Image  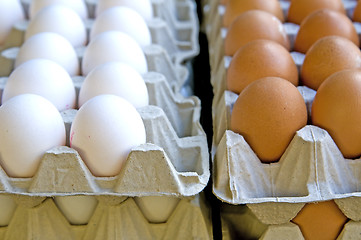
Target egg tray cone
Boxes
[0,194,212,240]
[211,88,361,239]
[3,0,199,67]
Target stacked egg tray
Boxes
[201,0,361,239]
[0,1,213,240]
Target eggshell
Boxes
[294,9,359,54]
[29,0,88,20]
[287,0,345,25]
[15,32,80,76]
[311,69,361,159]
[0,0,25,45]
[90,6,151,48]
[2,59,76,111]
[70,94,146,177]
[226,40,298,94]
[95,0,153,20]
[353,1,361,23]
[292,201,348,240]
[82,31,147,76]
[301,36,361,90]
[54,196,98,225]
[222,0,284,27]
[78,62,148,108]
[25,4,87,47]
[230,77,307,163]
[134,196,180,223]
[224,10,290,56]
[0,94,66,178]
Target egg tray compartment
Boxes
[0,194,212,240]
[6,0,200,67]
[219,203,361,240]
[204,0,361,78]
[0,40,192,97]
[210,88,361,239]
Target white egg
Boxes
[70,94,146,177]
[54,195,98,225]
[29,0,88,20]
[0,0,25,45]
[2,59,76,111]
[0,94,66,178]
[82,31,147,76]
[134,196,180,223]
[78,62,148,108]
[96,0,153,21]
[25,4,87,47]
[15,32,80,76]
[90,6,151,48]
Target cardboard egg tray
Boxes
[203,0,361,78]
[203,0,361,239]
[0,70,212,239]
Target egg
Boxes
[25,4,87,47]
[230,77,307,163]
[287,0,345,25]
[95,0,153,20]
[54,195,98,225]
[227,40,298,94]
[292,201,348,240]
[70,94,146,177]
[90,6,151,48]
[0,0,25,45]
[15,32,80,76]
[134,196,180,223]
[2,59,76,111]
[353,1,361,23]
[224,10,290,56]
[78,62,148,108]
[294,9,359,54]
[301,36,361,90]
[82,31,147,76]
[0,94,66,178]
[311,69,361,159]
[29,0,88,20]
[222,0,284,27]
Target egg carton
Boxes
[0,194,211,240]
[210,87,361,239]
[12,0,199,66]
[0,42,192,96]
[205,0,361,77]
[0,71,211,239]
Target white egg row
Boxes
[1,0,199,66]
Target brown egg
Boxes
[287,0,345,25]
[226,39,298,94]
[353,0,361,22]
[294,9,359,54]
[222,0,284,27]
[292,201,348,240]
[230,77,307,163]
[224,10,290,56]
[312,69,361,159]
[301,36,361,90]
